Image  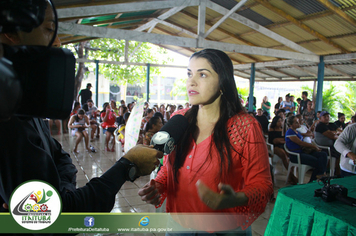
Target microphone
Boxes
[150,114,189,155]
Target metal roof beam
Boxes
[291,65,318,77]
[197,0,207,41]
[324,52,356,61]
[135,6,187,32]
[155,19,198,38]
[265,67,300,79]
[253,0,349,53]
[207,1,314,54]
[234,60,313,69]
[203,0,248,38]
[58,22,319,61]
[57,0,200,19]
[316,0,356,28]
[325,65,353,78]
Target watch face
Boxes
[128,166,137,181]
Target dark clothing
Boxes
[255,115,269,134]
[315,122,337,134]
[289,151,328,182]
[334,120,346,130]
[79,88,92,105]
[274,103,280,114]
[268,131,284,149]
[0,116,127,214]
[315,122,340,158]
[341,169,356,177]
[116,116,125,126]
[300,99,311,114]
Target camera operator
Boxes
[0,0,163,213]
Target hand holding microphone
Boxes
[150,114,189,155]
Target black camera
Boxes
[315,176,356,207]
[0,0,75,120]
[315,182,348,202]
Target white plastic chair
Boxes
[114,128,124,160]
[312,140,336,176]
[284,143,314,184]
[266,141,279,167]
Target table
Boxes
[265,176,356,236]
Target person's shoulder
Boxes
[171,108,189,118]
[285,128,295,135]
[229,112,258,127]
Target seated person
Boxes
[268,116,297,184]
[70,101,81,116]
[310,111,322,132]
[286,116,328,182]
[314,111,341,175]
[117,112,130,145]
[255,108,269,135]
[334,112,346,130]
[101,102,117,152]
[302,100,315,127]
[334,123,356,177]
[116,105,128,126]
[280,93,295,114]
[295,114,313,143]
[154,111,165,125]
[143,117,163,146]
[86,99,100,140]
[276,109,287,136]
[68,109,91,153]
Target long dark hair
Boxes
[145,116,160,132]
[101,102,109,113]
[172,49,244,182]
[270,116,281,129]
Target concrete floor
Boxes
[53,131,312,236]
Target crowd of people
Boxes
[66,87,193,154]
[248,91,356,183]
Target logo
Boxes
[9,180,61,230]
[138,216,150,227]
[84,216,95,227]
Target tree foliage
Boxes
[301,82,356,120]
[171,76,188,100]
[339,82,356,118]
[86,39,172,86]
[64,39,173,89]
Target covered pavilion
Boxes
[54,0,356,111]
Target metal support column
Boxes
[315,56,324,112]
[248,63,255,112]
[146,63,150,102]
[95,60,99,106]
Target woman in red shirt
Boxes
[139,49,273,234]
[100,102,117,152]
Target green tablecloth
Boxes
[265,176,356,236]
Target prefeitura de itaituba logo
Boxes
[10,180,61,230]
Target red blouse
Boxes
[155,108,273,232]
[100,111,116,128]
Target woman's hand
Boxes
[195,180,248,210]
[138,179,161,206]
[312,145,321,152]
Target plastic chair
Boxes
[284,143,314,184]
[114,128,124,160]
[312,140,336,176]
[266,141,279,166]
